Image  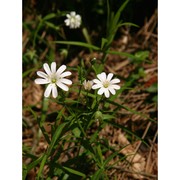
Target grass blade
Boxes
[63,166,86,178]
[37,154,48,179]
[47,122,67,155]
[54,41,100,51]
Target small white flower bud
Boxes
[83,80,93,91]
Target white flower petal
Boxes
[92,84,103,89]
[111,78,120,84]
[37,71,48,79]
[107,73,113,81]
[97,88,105,95]
[108,87,116,95]
[56,65,66,75]
[56,81,69,91]
[35,78,49,84]
[60,78,72,85]
[66,14,71,18]
[60,71,71,78]
[76,15,81,20]
[43,63,52,76]
[70,24,75,29]
[52,84,58,98]
[97,72,106,82]
[75,23,80,28]
[93,79,102,84]
[51,62,56,73]
[64,19,70,25]
[44,84,53,97]
[104,88,110,98]
[70,11,76,16]
[111,84,120,90]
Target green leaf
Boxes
[62,174,69,180]
[146,83,157,93]
[102,114,115,120]
[22,164,28,180]
[37,123,67,179]
[134,51,149,61]
[117,22,139,28]
[82,27,92,45]
[91,168,104,180]
[81,139,95,158]
[43,13,56,21]
[106,0,129,45]
[26,155,43,176]
[96,145,104,166]
[63,166,86,178]
[113,0,129,28]
[23,67,37,78]
[56,107,65,121]
[92,63,104,75]
[106,50,136,59]
[103,151,120,167]
[47,122,67,155]
[101,38,108,50]
[37,154,48,179]
[45,21,59,30]
[72,127,81,138]
[138,67,146,77]
[54,41,100,51]
[152,95,158,102]
[90,129,99,143]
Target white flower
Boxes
[83,80,93,91]
[35,62,72,98]
[92,72,120,98]
[64,11,81,29]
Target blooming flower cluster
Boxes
[35,62,72,98]
[64,11,81,29]
[35,62,121,98]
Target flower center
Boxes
[51,78,57,83]
[71,17,76,23]
[103,81,110,88]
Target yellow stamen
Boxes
[103,81,109,88]
[51,78,56,83]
